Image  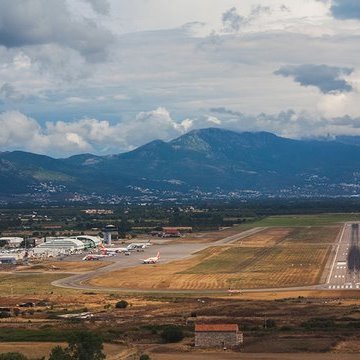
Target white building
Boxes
[34,238,85,254]
[70,235,101,248]
[0,237,23,248]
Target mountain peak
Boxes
[170,127,281,154]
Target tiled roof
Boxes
[195,324,238,332]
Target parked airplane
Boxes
[227,289,242,294]
[128,242,151,251]
[82,254,109,261]
[142,251,160,264]
[99,243,129,254]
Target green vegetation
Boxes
[0,332,105,360]
[301,317,336,329]
[2,201,360,236]
[32,170,74,182]
[139,355,151,360]
[0,329,79,342]
[115,300,129,309]
[48,346,71,360]
[0,328,124,344]
[264,319,277,329]
[0,353,29,360]
[182,247,259,274]
[63,331,105,360]
[160,325,184,343]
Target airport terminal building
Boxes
[34,238,85,253]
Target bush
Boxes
[280,325,292,332]
[0,311,11,318]
[115,300,128,309]
[0,353,28,360]
[160,325,184,343]
[301,317,336,329]
[264,319,276,329]
[139,355,150,360]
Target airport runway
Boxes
[52,224,360,294]
[52,227,266,291]
[326,223,360,290]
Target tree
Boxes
[66,331,105,360]
[264,319,276,329]
[48,346,71,360]
[0,311,11,318]
[0,353,28,360]
[115,300,128,309]
[139,355,151,360]
[160,325,184,343]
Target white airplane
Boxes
[128,241,151,250]
[82,254,109,261]
[99,243,129,254]
[227,289,242,294]
[142,251,160,264]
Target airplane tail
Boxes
[157,251,160,259]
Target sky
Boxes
[1,0,360,156]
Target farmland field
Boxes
[88,226,339,290]
[0,273,77,296]
[0,342,128,359]
[246,214,360,227]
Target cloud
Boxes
[274,64,354,93]
[0,83,24,101]
[209,107,360,139]
[0,0,113,61]
[4,105,360,158]
[222,7,244,32]
[0,108,208,157]
[331,0,360,20]
[250,5,271,17]
[85,0,110,15]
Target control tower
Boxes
[103,225,116,245]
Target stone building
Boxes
[195,324,243,348]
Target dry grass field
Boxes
[0,273,78,297]
[150,353,360,360]
[0,342,129,359]
[89,226,339,290]
[16,260,110,273]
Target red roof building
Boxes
[195,324,239,332]
[195,323,243,348]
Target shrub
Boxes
[0,311,11,318]
[139,355,151,360]
[0,353,28,360]
[115,300,128,309]
[301,317,336,329]
[264,319,276,329]
[160,325,184,343]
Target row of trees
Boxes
[0,332,104,360]
[0,326,184,360]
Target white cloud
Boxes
[66,96,91,104]
[3,106,360,158]
[1,0,360,150]
[112,94,130,100]
[13,53,32,69]
[0,108,213,156]
[84,0,111,15]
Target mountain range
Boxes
[1,128,360,200]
